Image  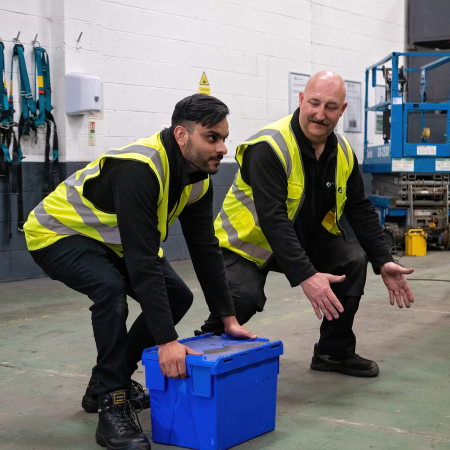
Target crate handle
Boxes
[191,366,212,397]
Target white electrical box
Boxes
[65,73,102,116]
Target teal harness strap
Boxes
[9,43,32,233]
[12,43,36,147]
[43,108,59,194]
[34,45,59,193]
[0,39,16,240]
[0,41,10,124]
[13,44,37,120]
[0,40,15,163]
[41,49,52,113]
[1,40,12,165]
[33,46,47,127]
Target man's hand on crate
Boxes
[222,316,257,339]
[158,318,256,379]
[158,341,203,379]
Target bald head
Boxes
[299,71,347,146]
[304,71,346,103]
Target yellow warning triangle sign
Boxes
[199,72,209,86]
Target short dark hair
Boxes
[171,94,230,130]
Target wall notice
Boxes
[89,121,96,146]
[199,72,210,95]
[289,72,309,114]
[344,81,362,133]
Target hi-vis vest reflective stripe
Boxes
[214,114,354,267]
[24,132,210,257]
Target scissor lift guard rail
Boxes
[363,52,450,250]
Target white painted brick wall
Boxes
[310,0,406,160]
[1,0,406,163]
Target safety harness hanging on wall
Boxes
[10,41,29,233]
[0,39,16,240]
[33,44,59,194]
[2,38,59,237]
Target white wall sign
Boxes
[289,72,309,114]
[199,72,210,95]
[344,81,362,133]
[89,121,96,146]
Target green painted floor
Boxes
[1,250,450,449]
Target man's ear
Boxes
[299,91,304,107]
[340,102,348,116]
[174,125,188,147]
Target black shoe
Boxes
[310,343,379,377]
[83,378,150,413]
[95,389,151,450]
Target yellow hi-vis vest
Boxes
[214,114,354,267]
[24,132,210,257]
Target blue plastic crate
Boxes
[142,334,283,450]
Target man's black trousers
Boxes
[201,232,368,360]
[31,235,193,397]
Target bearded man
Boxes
[24,94,255,450]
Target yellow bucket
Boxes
[405,229,427,256]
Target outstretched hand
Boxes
[380,262,414,308]
[300,272,346,320]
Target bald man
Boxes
[197,71,415,377]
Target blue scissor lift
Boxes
[363,52,450,249]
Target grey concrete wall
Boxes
[0,162,86,282]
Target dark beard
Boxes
[185,138,221,174]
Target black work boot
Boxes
[83,378,150,413]
[310,343,379,377]
[95,390,151,450]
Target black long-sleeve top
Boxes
[241,108,394,287]
[83,127,236,345]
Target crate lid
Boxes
[142,334,283,375]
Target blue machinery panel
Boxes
[363,52,450,174]
[369,194,408,227]
[363,53,450,247]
